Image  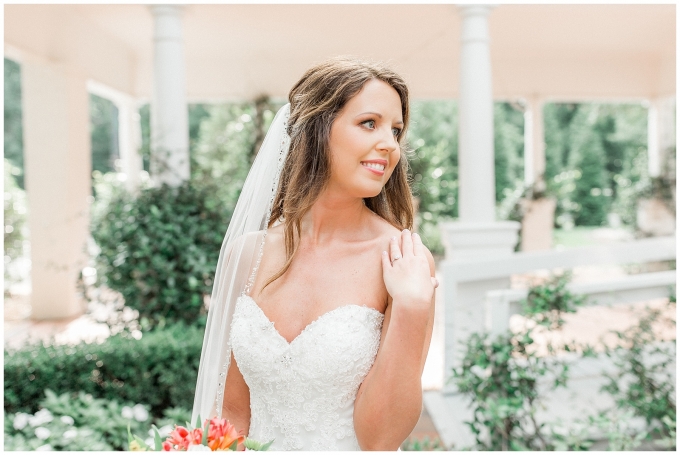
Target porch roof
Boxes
[5,4,675,102]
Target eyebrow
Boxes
[356,112,404,125]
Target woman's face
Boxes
[326,78,404,199]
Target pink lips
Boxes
[361,159,387,176]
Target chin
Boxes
[348,177,386,199]
[360,186,383,199]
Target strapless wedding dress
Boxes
[229,294,384,451]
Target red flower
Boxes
[161,417,245,451]
[189,428,204,445]
[167,426,194,450]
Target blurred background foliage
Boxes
[90,94,120,177]
[2,54,658,318]
[90,174,230,329]
[407,100,526,255]
[3,56,671,450]
[2,54,659,327]
[4,56,654,259]
[544,103,650,228]
[4,158,28,297]
[4,58,24,189]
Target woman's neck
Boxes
[300,189,371,246]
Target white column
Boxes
[523,96,545,189]
[647,96,676,179]
[520,96,554,251]
[118,96,144,194]
[22,59,90,320]
[458,5,495,223]
[150,5,189,187]
[437,3,521,390]
[648,100,660,178]
[523,103,534,187]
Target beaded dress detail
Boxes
[229,295,384,451]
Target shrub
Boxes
[4,158,28,297]
[520,271,587,330]
[600,299,676,447]
[91,177,230,328]
[5,411,113,451]
[4,323,203,417]
[4,389,190,451]
[451,274,676,451]
[401,435,447,451]
[451,274,588,450]
[451,330,578,450]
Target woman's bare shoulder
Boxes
[369,213,406,242]
[230,224,283,244]
[267,222,285,237]
[225,227,280,257]
[370,214,435,270]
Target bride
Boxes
[192,56,438,451]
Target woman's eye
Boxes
[362,120,376,129]
[392,127,401,137]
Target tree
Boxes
[4,58,24,189]
[189,100,285,212]
[544,103,579,189]
[493,102,525,203]
[568,106,610,226]
[406,100,459,255]
[90,94,119,176]
[544,102,647,228]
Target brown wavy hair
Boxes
[261,56,414,293]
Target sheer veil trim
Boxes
[192,104,291,424]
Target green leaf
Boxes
[133,435,151,451]
[152,425,163,451]
[244,438,260,450]
[201,418,210,446]
[229,439,238,451]
[244,438,274,451]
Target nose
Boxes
[376,127,398,154]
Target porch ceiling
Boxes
[5,4,675,101]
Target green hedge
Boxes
[4,323,203,417]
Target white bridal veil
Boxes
[192,104,291,424]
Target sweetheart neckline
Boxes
[239,294,383,346]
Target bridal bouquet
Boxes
[128,416,272,451]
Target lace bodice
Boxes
[229,294,384,451]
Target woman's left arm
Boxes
[353,229,437,451]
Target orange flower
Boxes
[161,418,246,451]
[206,417,245,451]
